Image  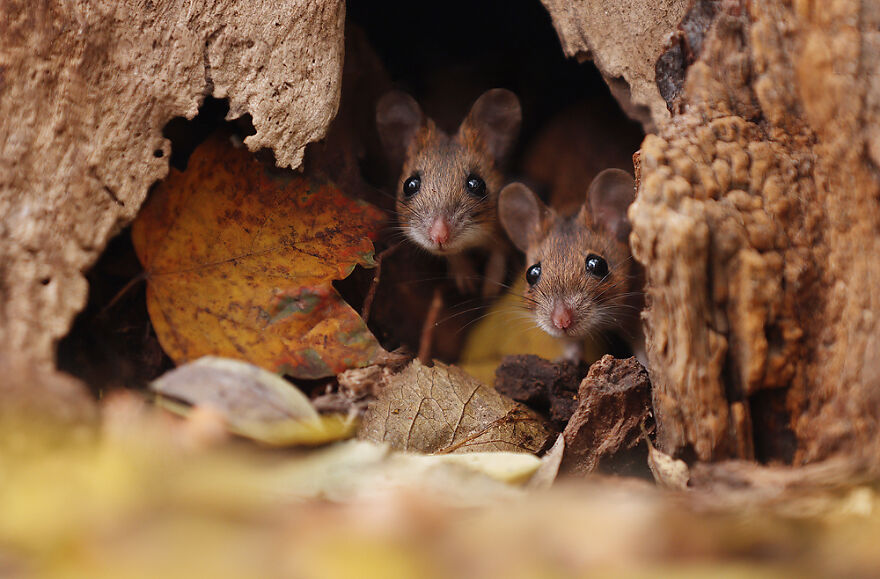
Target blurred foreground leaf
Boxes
[0,407,878,578]
[152,357,355,446]
[132,133,384,379]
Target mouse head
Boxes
[498,169,637,339]
[376,89,521,255]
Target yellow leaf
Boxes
[132,134,384,378]
[458,278,610,384]
[458,279,565,384]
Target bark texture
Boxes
[539,0,691,130]
[0,0,344,372]
[560,355,652,476]
[625,1,880,467]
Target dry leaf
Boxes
[269,440,538,503]
[358,360,553,454]
[458,279,620,385]
[458,280,565,385]
[527,434,565,490]
[422,452,541,485]
[644,424,690,490]
[151,357,355,446]
[132,133,384,379]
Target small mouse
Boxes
[376,89,521,296]
[498,169,645,362]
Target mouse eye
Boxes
[465,174,487,198]
[585,254,609,279]
[403,175,421,198]
[526,263,541,286]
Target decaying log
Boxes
[0,0,345,376]
[4,0,880,477]
[553,0,880,468]
[539,0,691,130]
[560,355,652,476]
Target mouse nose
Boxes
[551,303,573,330]
[429,217,450,246]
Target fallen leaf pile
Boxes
[17,128,875,579]
[1,406,879,578]
[132,134,384,379]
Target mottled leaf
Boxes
[358,360,553,454]
[132,134,384,378]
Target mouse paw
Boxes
[480,248,507,298]
[558,340,583,362]
[448,254,478,294]
[481,279,501,298]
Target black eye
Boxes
[403,175,421,198]
[526,263,541,286]
[465,174,487,198]
[585,254,608,279]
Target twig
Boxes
[99,272,147,317]
[437,410,537,454]
[361,241,401,324]
[418,286,444,365]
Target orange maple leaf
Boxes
[132,133,385,379]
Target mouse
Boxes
[376,88,521,296]
[498,168,645,363]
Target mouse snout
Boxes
[551,302,574,330]
[428,216,451,247]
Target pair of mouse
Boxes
[376,89,644,363]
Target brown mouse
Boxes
[376,89,521,296]
[498,169,645,362]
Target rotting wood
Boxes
[0,0,345,377]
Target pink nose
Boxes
[429,218,450,246]
[551,304,573,330]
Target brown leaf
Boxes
[132,133,384,379]
[358,360,553,454]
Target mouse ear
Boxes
[376,91,424,168]
[499,182,547,252]
[587,168,636,243]
[460,89,522,164]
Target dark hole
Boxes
[57,97,256,396]
[162,96,255,171]
[57,227,173,396]
[750,389,797,464]
[59,2,645,393]
[343,0,644,361]
[40,277,51,285]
